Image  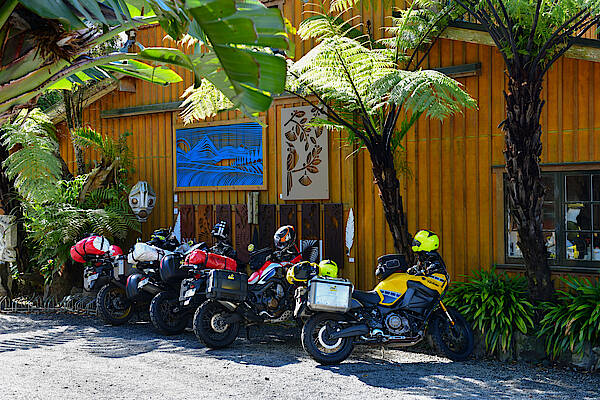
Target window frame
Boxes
[503,169,600,268]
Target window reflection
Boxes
[566,233,592,260]
[566,175,590,201]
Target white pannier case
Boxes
[307,277,353,313]
[128,242,170,264]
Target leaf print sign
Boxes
[281,106,329,200]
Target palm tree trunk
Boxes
[370,144,415,265]
[503,77,554,302]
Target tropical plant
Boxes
[538,277,600,359]
[1,109,139,293]
[286,0,475,259]
[0,0,289,120]
[450,1,600,301]
[446,268,535,356]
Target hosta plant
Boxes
[538,277,600,359]
[445,268,535,356]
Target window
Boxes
[505,171,600,265]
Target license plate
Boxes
[138,278,149,289]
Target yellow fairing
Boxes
[374,273,448,306]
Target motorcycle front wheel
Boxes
[193,300,240,349]
[149,291,188,335]
[96,284,133,326]
[301,313,354,365]
[429,306,474,361]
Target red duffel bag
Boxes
[185,249,236,271]
[206,253,237,271]
[70,235,111,263]
[186,249,207,265]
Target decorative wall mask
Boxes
[129,181,156,222]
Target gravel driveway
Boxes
[0,313,598,400]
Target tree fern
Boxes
[286,0,475,259]
[1,109,62,202]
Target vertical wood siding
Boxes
[57,4,600,289]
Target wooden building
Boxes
[56,3,600,289]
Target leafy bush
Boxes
[538,277,600,359]
[1,110,139,288]
[445,268,535,356]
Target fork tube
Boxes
[439,301,455,326]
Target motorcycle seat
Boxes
[352,290,380,306]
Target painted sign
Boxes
[281,106,329,200]
[175,122,265,190]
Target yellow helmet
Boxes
[318,259,338,278]
[286,261,317,284]
[411,230,439,253]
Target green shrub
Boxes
[2,110,140,288]
[445,268,535,356]
[538,277,600,359]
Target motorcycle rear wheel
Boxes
[429,306,474,361]
[301,313,354,365]
[193,300,240,349]
[96,284,132,326]
[149,291,188,335]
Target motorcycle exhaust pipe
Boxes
[329,324,370,339]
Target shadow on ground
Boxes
[1,313,597,400]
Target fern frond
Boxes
[180,80,234,124]
[289,36,395,115]
[1,109,62,202]
[370,69,477,120]
[72,126,103,150]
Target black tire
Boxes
[192,300,240,349]
[96,284,133,326]
[149,291,188,335]
[301,313,354,365]
[429,306,474,361]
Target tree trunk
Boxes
[0,140,29,279]
[62,89,85,176]
[503,77,554,302]
[369,143,415,265]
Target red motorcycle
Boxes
[192,225,319,349]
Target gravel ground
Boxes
[0,313,598,400]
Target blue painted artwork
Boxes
[175,123,263,188]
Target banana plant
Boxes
[0,0,288,120]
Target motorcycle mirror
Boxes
[248,244,255,252]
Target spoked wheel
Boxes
[149,291,188,335]
[429,306,474,361]
[301,313,354,365]
[193,300,240,349]
[96,284,132,326]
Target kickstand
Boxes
[245,325,251,340]
[380,346,385,360]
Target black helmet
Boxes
[274,225,296,251]
[211,221,229,241]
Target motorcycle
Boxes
[296,253,474,365]
[192,238,319,349]
[148,239,238,335]
[71,230,183,326]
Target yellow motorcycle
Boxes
[295,251,474,365]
